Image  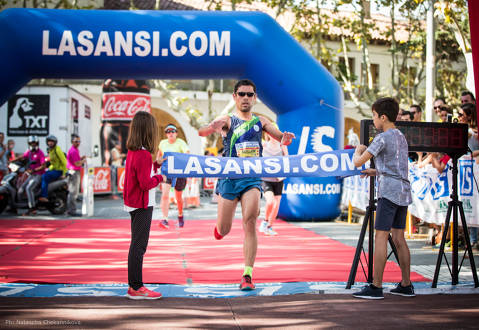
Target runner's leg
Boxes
[216,195,237,236]
[240,188,260,268]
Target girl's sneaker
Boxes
[159,220,169,229]
[127,286,162,300]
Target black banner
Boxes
[7,95,50,136]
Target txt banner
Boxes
[161,149,363,179]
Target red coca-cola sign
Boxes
[93,167,112,193]
[117,167,125,192]
[102,92,151,121]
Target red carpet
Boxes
[0,219,428,284]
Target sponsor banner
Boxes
[161,149,363,179]
[101,92,151,121]
[80,167,112,194]
[117,167,125,192]
[203,177,217,190]
[7,95,50,136]
[93,167,111,193]
[341,156,479,227]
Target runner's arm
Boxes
[198,115,230,137]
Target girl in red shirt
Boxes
[124,111,165,300]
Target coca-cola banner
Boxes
[93,167,112,193]
[101,92,151,121]
[117,167,125,193]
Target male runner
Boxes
[198,79,295,290]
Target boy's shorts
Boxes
[216,177,262,201]
[375,198,408,231]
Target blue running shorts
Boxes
[215,177,263,201]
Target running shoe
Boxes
[259,220,268,233]
[239,275,255,291]
[265,227,278,236]
[389,282,415,297]
[178,215,184,228]
[352,284,384,300]
[214,226,224,240]
[126,286,162,300]
[159,220,169,229]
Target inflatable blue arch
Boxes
[0,8,344,220]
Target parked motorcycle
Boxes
[0,159,69,215]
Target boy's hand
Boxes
[360,168,377,178]
[355,144,367,154]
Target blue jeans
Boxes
[41,170,62,197]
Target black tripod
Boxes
[432,155,479,287]
[346,160,400,289]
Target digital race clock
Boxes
[359,120,469,156]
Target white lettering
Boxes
[42,30,57,55]
[114,31,132,56]
[77,30,94,56]
[94,31,113,56]
[167,156,183,174]
[204,157,222,175]
[152,31,160,56]
[209,31,230,56]
[301,155,318,173]
[170,31,187,56]
[134,31,151,57]
[184,156,203,175]
[311,126,335,152]
[320,154,338,172]
[243,159,262,175]
[57,30,76,55]
[264,158,281,174]
[222,159,242,175]
[189,31,208,56]
[341,152,356,171]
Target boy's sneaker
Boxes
[159,220,169,229]
[259,220,268,233]
[214,226,224,240]
[265,227,278,236]
[178,216,184,228]
[389,282,416,297]
[239,275,255,291]
[352,284,384,300]
[126,286,162,300]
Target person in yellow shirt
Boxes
[38,135,67,203]
[158,124,189,228]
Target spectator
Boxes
[66,134,86,216]
[38,135,67,203]
[400,110,414,122]
[0,132,6,180]
[6,139,16,162]
[409,104,423,122]
[461,91,476,105]
[14,136,46,216]
[433,97,446,120]
[111,141,126,167]
[439,105,452,123]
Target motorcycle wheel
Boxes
[0,194,8,214]
[48,192,67,215]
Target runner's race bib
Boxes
[235,141,260,157]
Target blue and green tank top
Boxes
[222,114,263,158]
